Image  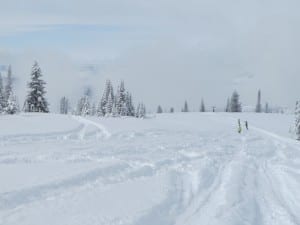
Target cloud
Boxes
[1,0,300,111]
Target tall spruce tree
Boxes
[60,97,69,114]
[98,80,113,116]
[125,92,135,116]
[225,97,230,112]
[157,105,163,113]
[105,84,114,116]
[255,89,262,113]
[265,102,269,113]
[136,102,146,118]
[91,103,96,116]
[139,103,146,118]
[295,101,300,140]
[116,81,127,116]
[77,95,90,116]
[112,97,118,117]
[230,91,241,112]
[24,62,49,113]
[182,100,189,112]
[4,65,13,107]
[0,73,4,112]
[200,99,205,112]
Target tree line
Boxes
[0,62,146,118]
[61,79,146,118]
[156,90,271,114]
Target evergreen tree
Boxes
[157,105,163,113]
[81,96,90,116]
[76,98,83,115]
[170,107,174,113]
[24,62,49,112]
[255,89,262,113]
[139,103,146,118]
[182,100,189,112]
[4,65,13,106]
[225,97,230,112]
[4,91,19,114]
[0,73,5,112]
[136,103,140,118]
[295,101,300,140]
[112,97,118,117]
[116,81,127,116]
[77,95,90,116]
[126,92,135,116]
[136,102,146,118]
[230,91,241,112]
[60,97,69,114]
[200,99,205,112]
[98,80,112,116]
[265,102,269,113]
[91,103,96,116]
[105,84,114,116]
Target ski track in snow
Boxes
[0,113,300,225]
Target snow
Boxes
[0,112,300,225]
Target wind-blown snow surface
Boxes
[0,112,300,225]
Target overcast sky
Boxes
[0,0,299,112]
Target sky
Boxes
[0,0,300,112]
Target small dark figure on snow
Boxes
[245,121,248,130]
[238,119,242,133]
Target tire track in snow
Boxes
[0,162,130,211]
[0,124,85,145]
[72,116,111,139]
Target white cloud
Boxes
[0,0,300,111]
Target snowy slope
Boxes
[0,112,300,225]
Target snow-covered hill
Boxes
[0,112,299,225]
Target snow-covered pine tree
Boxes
[76,98,83,115]
[98,80,108,116]
[295,101,300,140]
[230,91,241,112]
[120,101,127,116]
[77,95,90,116]
[139,103,146,118]
[0,73,5,113]
[4,65,13,107]
[225,97,230,112]
[116,81,127,116]
[5,91,19,114]
[112,97,118,117]
[200,98,205,112]
[105,84,114,116]
[98,80,113,116]
[64,97,69,114]
[136,102,146,118]
[265,102,269,113]
[157,105,163,114]
[96,101,102,117]
[91,103,96,116]
[60,97,69,114]
[182,100,189,112]
[136,103,140,118]
[24,62,49,113]
[255,89,262,113]
[125,92,135,116]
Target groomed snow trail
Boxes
[0,113,299,225]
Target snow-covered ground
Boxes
[0,112,300,225]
